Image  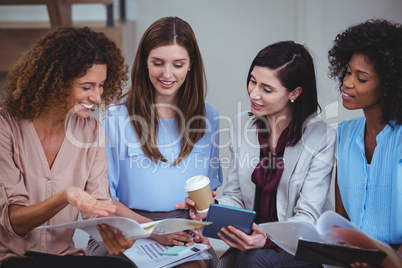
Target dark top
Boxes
[252,126,289,250]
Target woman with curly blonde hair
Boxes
[0,26,133,267]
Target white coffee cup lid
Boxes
[184,175,210,192]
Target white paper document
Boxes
[124,238,211,268]
[258,210,357,255]
[258,210,402,267]
[36,217,211,242]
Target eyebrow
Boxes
[75,80,106,85]
[76,82,96,85]
[250,74,277,90]
[347,64,371,76]
[150,57,188,62]
[356,70,371,76]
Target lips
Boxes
[341,90,353,99]
[251,101,264,110]
[159,80,175,89]
[79,102,94,110]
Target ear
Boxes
[190,57,194,69]
[290,86,302,102]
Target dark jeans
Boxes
[235,248,321,268]
[1,252,133,268]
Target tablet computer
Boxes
[295,239,386,267]
[202,203,257,240]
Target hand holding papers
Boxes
[37,217,211,242]
[258,211,402,267]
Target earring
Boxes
[291,99,294,103]
[188,68,191,72]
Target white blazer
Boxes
[217,112,336,224]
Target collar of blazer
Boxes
[239,114,305,212]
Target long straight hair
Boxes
[248,41,320,146]
[124,17,206,165]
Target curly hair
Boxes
[1,26,128,120]
[328,19,402,125]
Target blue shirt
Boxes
[103,102,222,212]
[335,117,402,243]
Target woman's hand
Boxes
[174,191,217,221]
[97,224,135,255]
[192,228,211,249]
[65,186,116,216]
[150,229,199,246]
[218,223,266,251]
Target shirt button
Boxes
[47,178,52,183]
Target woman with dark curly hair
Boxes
[0,26,133,267]
[328,19,402,266]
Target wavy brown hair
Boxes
[124,16,206,165]
[1,26,128,120]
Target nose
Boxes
[162,65,172,79]
[90,86,103,104]
[249,87,261,100]
[343,76,354,88]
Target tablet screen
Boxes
[202,203,256,240]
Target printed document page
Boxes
[124,238,209,268]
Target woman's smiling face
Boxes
[341,52,383,112]
[67,64,106,118]
[147,44,191,103]
[248,66,293,119]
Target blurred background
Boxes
[1,0,401,254]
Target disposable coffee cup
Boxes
[184,175,214,213]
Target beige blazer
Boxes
[217,112,336,224]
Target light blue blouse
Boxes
[335,117,402,244]
[102,101,222,212]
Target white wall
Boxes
[2,0,401,163]
[2,0,401,127]
[131,0,402,200]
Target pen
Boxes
[183,230,197,245]
[186,230,196,237]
